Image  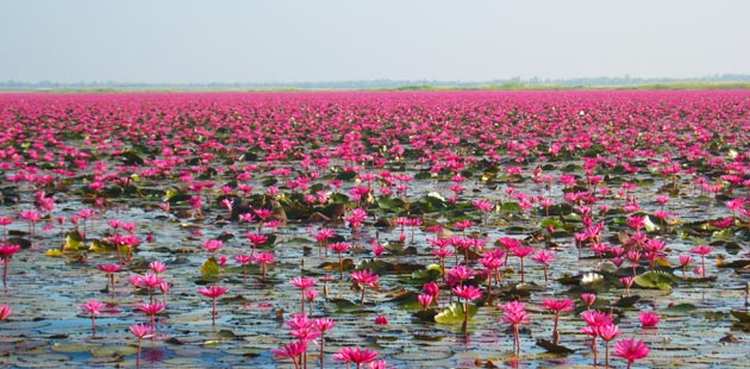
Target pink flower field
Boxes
[1,90,750,368]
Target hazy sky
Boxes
[1,0,748,83]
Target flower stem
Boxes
[211,298,217,326]
[605,341,610,368]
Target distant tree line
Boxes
[1,74,749,90]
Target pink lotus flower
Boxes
[452,285,482,302]
[314,318,336,333]
[374,315,388,326]
[132,273,164,298]
[532,250,555,282]
[239,212,255,223]
[543,298,575,344]
[511,245,535,283]
[254,251,275,279]
[129,323,153,340]
[136,301,166,329]
[0,304,10,321]
[273,340,308,369]
[417,293,434,310]
[253,208,273,221]
[80,299,106,335]
[303,288,318,302]
[334,347,379,369]
[690,244,712,256]
[290,276,316,313]
[246,232,268,248]
[581,293,597,309]
[368,360,388,369]
[203,239,223,253]
[291,276,317,290]
[639,311,660,329]
[597,323,619,367]
[19,210,41,238]
[614,338,650,369]
[149,261,167,274]
[315,228,335,243]
[446,265,474,285]
[452,284,482,333]
[351,269,379,304]
[130,323,154,368]
[582,310,614,328]
[472,198,494,213]
[581,310,613,366]
[678,254,693,278]
[234,254,253,266]
[328,242,351,279]
[501,301,529,356]
[198,285,228,325]
[371,239,385,257]
[620,276,635,296]
[312,317,336,367]
[81,299,106,316]
[5,89,750,369]
[421,281,438,295]
[690,244,712,277]
[0,243,21,289]
[345,208,368,230]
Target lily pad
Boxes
[410,264,443,283]
[413,309,438,322]
[434,302,478,325]
[90,345,138,357]
[730,310,750,323]
[536,339,575,355]
[63,230,84,251]
[200,257,221,281]
[377,197,407,213]
[634,271,677,292]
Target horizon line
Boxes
[2,73,750,87]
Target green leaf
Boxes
[329,192,350,204]
[357,260,395,274]
[643,215,659,232]
[201,257,220,281]
[216,329,237,339]
[634,271,676,292]
[88,238,115,253]
[389,290,421,311]
[562,212,582,222]
[377,197,406,213]
[499,201,522,213]
[730,310,750,323]
[410,264,443,283]
[536,339,575,355]
[414,171,432,180]
[668,303,697,312]
[51,343,91,353]
[413,309,438,322]
[90,345,138,357]
[411,193,448,214]
[612,295,640,307]
[434,302,477,325]
[163,188,190,203]
[278,196,313,220]
[63,230,84,251]
[540,217,565,229]
[545,203,574,216]
[335,170,357,181]
[329,298,360,313]
[712,228,734,241]
[115,150,144,165]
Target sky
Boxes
[1,0,748,83]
